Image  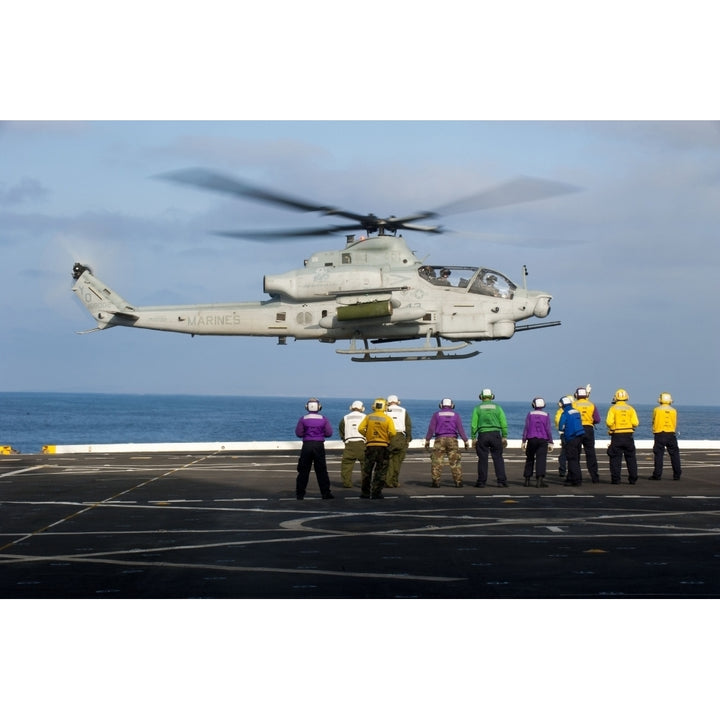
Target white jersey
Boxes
[387,405,408,433]
[342,411,366,442]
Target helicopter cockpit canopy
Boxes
[417,266,516,299]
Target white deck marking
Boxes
[0,465,56,478]
[0,551,463,583]
[0,452,220,552]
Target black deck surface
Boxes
[2,447,719,598]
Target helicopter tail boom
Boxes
[71,263,138,330]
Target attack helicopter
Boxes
[71,168,577,361]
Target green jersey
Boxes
[471,401,508,438]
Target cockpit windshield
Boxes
[417,265,515,299]
[469,268,516,299]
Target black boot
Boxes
[537,476,548,488]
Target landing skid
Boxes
[337,334,481,362]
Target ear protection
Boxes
[479,389,495,400]
[306,398,321,412]
[532,397,546,409]
[439,398,455,409]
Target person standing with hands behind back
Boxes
[605,388,640,485]
[295,398,333,500]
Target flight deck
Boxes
[1,447,719,598]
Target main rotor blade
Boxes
[432,175,581,216]
[159,167,579,240]
[158,168,337,214]
[159,168,393,229]
[214,223,366,240]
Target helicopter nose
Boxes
[533,295,551,318]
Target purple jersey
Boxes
[522,410,553,442]
[425,410,468,442]
[296,413,332,442]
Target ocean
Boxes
[2,392,719,455]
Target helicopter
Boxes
[71,168,577,362]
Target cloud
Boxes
[0,177,49,206]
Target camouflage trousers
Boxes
[430,436,463,483]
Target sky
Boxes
[2,4,719,413]
[2,119,718,406]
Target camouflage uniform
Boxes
[424,400,469,487]
[430,437,465,485]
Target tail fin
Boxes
[71,262,138,329]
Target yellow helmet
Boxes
[373,398,387,412]
[613,388,629,402]
[659,392,673,405]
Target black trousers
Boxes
[565,435,583,484]
[653,432,681,478]
[296,441,331,496]
[523,438,549,478]
[607,433,637,483]
[580,425,600,480]
[475,431,506,485]
[362,445,390,496]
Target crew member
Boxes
[522,397,554,487]
[470,388,508,488]
[385,394,412,487]
[424,398,470,487]
[339,400,366,488]
[295,398,333,500]
[573,385,601,483]
[358,398,396,499]
[434,268,452,285]
[649,392,682,481]
[605,388,640,485]
[558,396,585,486]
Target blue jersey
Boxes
[559,407,584,440]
